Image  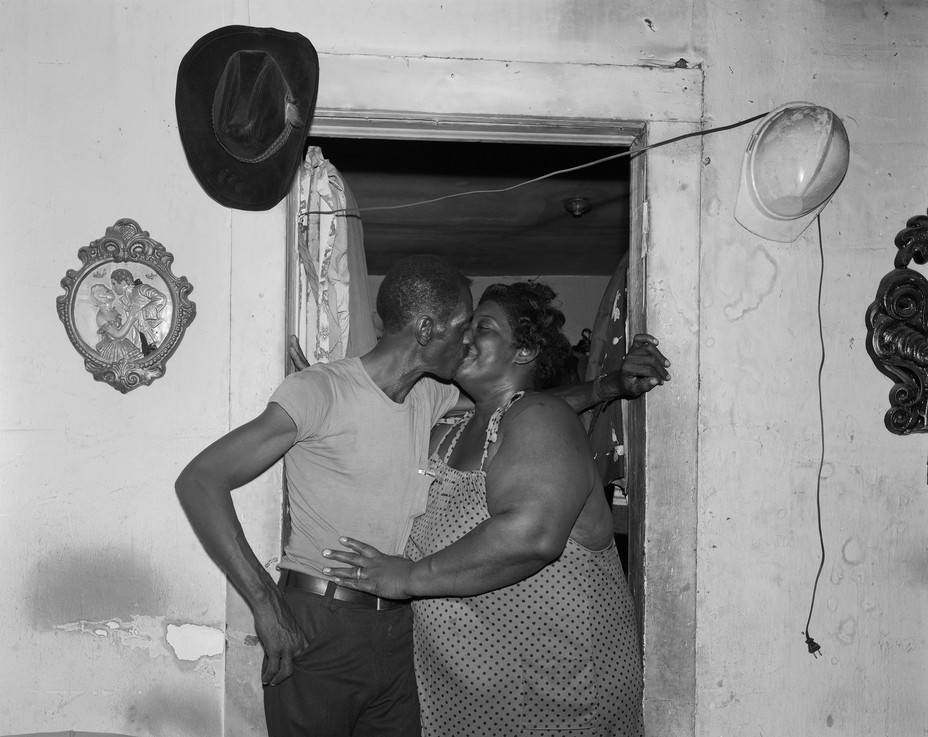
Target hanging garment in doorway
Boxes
[295,146,377,364]
[583,251,629,487]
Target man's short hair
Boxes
[377,255,472,334]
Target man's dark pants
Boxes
[264,571,420,737]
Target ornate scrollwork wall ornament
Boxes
[57,219,196,393]
[866,211,928,434]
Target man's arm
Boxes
[175,403,309,686]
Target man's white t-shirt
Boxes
[270,358,459,579]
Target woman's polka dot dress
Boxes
[405,399,643,737]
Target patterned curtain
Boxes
[583,250,629,487]
[294,146,377,365]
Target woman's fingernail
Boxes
[323,549,331,556]
[322,567,332,574]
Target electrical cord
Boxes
[804,214,827,659]
[301,111,770,217]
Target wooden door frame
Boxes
[627,121,702,737]
[307,109,702,737]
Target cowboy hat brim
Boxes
[176,25,319,211]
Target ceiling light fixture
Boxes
[564,197,593,218]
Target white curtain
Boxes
[294,146,377,364]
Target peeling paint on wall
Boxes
[55,615,171,657]
[54,614,256,663]
[166,623,225,661]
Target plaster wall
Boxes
[0,3,697,733]
[1,1,925,736]
[695,2,928,735]
[0,3,288,735]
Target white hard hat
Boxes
[735,102,850,242]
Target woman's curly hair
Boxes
[479,281,571,390]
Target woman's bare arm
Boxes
[322,396,599,598]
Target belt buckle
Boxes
[375,598,386,611]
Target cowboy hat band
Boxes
[212,50,306,165]
[176,25,319,211]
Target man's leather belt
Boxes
[282,569,407,611]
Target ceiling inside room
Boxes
[309,137,631,277]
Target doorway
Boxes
[269,111,702,737]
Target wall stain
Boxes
[126,684,219,736]
[841,536,866,566]
[722,246,778,321]
[836,616,857,645]
[28,546,168,628]
[34,546,228,667]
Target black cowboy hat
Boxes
[175,25,319,211]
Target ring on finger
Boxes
[356,567,362,581]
